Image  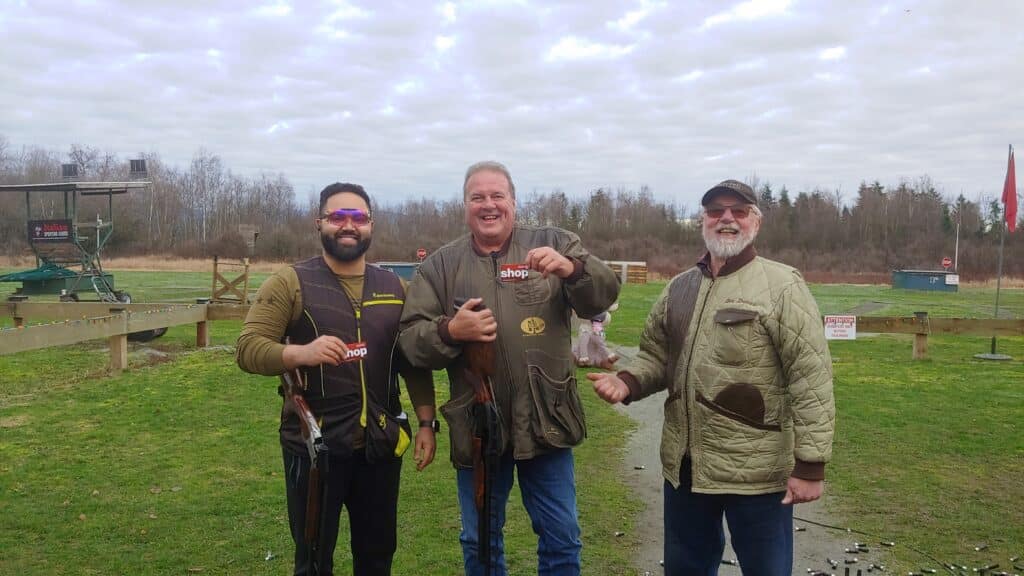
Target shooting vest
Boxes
[280,256,405,458]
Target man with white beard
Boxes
[588,180,835,576]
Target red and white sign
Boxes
[416,248,427,260]
[941,256,952,269]
[342,342,368,362]
[499,263,530,282]
[824,315,856,340]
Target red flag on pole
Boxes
[1004,145,1017,233]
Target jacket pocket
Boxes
[513,273,552,306]
[695,390,787,485]
[696,385,779,431]
[710,307,759,366]
[525,349,586,449]
[439,388,477,468]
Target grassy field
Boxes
[2,270,1023,574]
[0,272,642,575]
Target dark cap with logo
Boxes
[701,179,758,206]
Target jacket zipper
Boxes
[363,298,404,415]
[490,252,511,432]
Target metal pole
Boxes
[991,204,1006,354]
[954,193,961,272]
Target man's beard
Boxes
[321,229,372,262]
[703,224,756,260]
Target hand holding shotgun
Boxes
[281,365,329,576]
[453,297,501,576]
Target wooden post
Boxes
[241,258,251,304]
[211,255,219,301]
[912,311,929,360]
[196,321,209,348]
[109,333,128,373]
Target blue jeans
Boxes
[456,448,582,576]
[664,459,793,576]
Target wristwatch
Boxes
[419,419,441,433]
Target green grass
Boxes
[3,272,1023,573]
[1,269,642,575]
[0,352,641,575]
[827,334,1023,571]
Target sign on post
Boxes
[27,219,72,242]
[824,315,857,340]
[416,248,427,261]
[942,256,952,269]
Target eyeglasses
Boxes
[706,204,753,219]
[321,208,371,226]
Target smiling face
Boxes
[464,168,516,252]
[318,191,373,263]
[701,194,760,260]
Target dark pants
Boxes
[664,458,793,576]
[283,447,402,576]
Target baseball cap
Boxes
[701,180,757,206]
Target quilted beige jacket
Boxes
[622,248,835,494]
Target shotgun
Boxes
[281,367,328,576]
[456,298,501,576]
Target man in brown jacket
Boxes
[398,161,620,576]
[589,180,835,576]
[237,183,436,576]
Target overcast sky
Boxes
[2,0,1021,209]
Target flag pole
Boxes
[991,203,1005,354]
[978,143,1014,360]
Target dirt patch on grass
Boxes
[0,414,29,428]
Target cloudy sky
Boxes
[1,0,1021,209]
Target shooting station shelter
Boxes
[0,180,149,302]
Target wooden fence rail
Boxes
[2,302,250,373]
[3,304,1021,372]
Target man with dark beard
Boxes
[588,180,835,576]
[237,182,437,576]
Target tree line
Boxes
[0,136,1020,280]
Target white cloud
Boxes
[253,2,291,18]
[607,0,666,31]
[394,80,419,94]
[439,2,456,24]
[266,121,290,134]
[673,69,704,83]
[545,36,635,62]
[325,1,371,22]
[819,46,846,60]
[435,35,455,52]
[703,0,793,29]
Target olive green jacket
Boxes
[398,225,620,467]
[622,248,835,494]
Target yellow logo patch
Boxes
[521,317,546,336]
[378,413,387,429]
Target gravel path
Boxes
[606,345,870,575]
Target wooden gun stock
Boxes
[281,367,328,576]
[456,298,500,576]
